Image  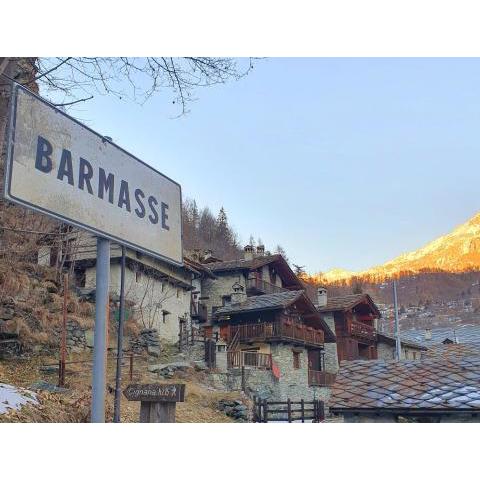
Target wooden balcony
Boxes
[347,318,376,341]
[229,319,324,348]
[191,302,208,323]
[308,370,336,387]
[246,277,288,296]
[227,351,272,369]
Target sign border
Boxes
[4,82,184,267]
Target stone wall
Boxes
[201,272,247,316]
[210,343,331,403]
[322,313,339,373]
[377,341,422,361]
[65,320,86,351]
[86,262,192,344]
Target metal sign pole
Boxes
[113,245,126,422]
[393,279,402,361]
[91,237,110,423]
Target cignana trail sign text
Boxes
[5,84,183,266]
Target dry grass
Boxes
[0,351,244,423]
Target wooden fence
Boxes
[308,369,337,387]
[253,397,325,423]
[227,350,272,369]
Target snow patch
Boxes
[0,383,38,415]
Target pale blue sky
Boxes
[58,58,480,273]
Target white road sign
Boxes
[4,84,183,266]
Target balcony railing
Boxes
[308,370,336,387]
[227,351,272,369]
[347,319,376,341]
[229,319,325,347]
[246,277,288,295]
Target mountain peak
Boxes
[313,211,480,284]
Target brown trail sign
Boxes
[124,383,185,423]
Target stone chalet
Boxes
[60,231,214,344]
[329,356,480,423]
[195,245,337,401]
[315,289,425,365]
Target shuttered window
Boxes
[293,351,300,369]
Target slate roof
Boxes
[207,254,284,273]
[422,342,480,360]
[214,290,304,315]
[401,325,480,347]
[214,290,337,342]
[376,332,427,351]
[316,293,381,317]
[329,357,480,412]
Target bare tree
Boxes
[2,57,254,115]
[0,57,255,282]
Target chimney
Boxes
[231,282,246,305]
[317,287,328,308]
[256,245,265,257]
[244,245,254,261]
[425,328,432,341]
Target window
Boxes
[162,310,170,323]
[217,344,226,352]
[269,267,277,285]
[293,351,301,369]
[222,295,232,306]
[135,270,141,282]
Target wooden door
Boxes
[308,350,322,370]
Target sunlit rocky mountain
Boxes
[312,212,480,285]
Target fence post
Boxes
[287,398,292,423]
[129,353,133,381]
[59,273,68,388]
[301,399,305,423]
[319,400,325,422]
[263,399,268,423]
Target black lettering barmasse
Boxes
[148,196,159,225]
[33,135,173,231]
[118,180,131,212]
[134,188,146,218]
[79,157,94,194]
[161,202,170,231]
[98,168,115,204]
[57,149,74,186]
[35,136,53,173]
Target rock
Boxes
[44,281,59,294]
[85,330,95,348]
[193,361,208,371]
[40,365,59,373]
[29,380,68,393]
[148,361,191,373]
[147,345,161,358]
[0,307,14,321]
